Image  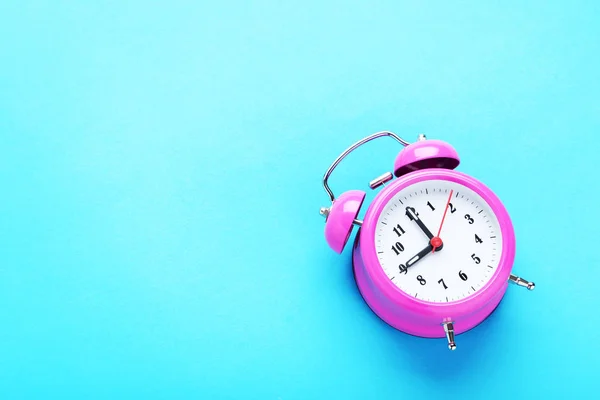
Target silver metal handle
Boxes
[322,131,410,202]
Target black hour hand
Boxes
[405,245,434,269]
[405,207,434,239]
[405,206,443,251]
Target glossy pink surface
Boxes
[393,140,460,178]
[354,169,515,337]
[325,190,365,253]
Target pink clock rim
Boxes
[359,168,515,315]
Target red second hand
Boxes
[431,189,454,253]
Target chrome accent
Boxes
[319,207,361,226]
[443,322,457,350]
[509,274,535,290]
[369,172,393,189]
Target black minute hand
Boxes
[405,245,434,269]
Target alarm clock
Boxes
[319,131,534,350]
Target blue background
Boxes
[1,1,599,398]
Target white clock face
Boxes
[375,179,503,303]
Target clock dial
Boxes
[375,179,503,303]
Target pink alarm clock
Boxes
[319,131,534,350]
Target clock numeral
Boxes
[398,264,407,275]
[448,202,457,213]
[393,224,406,237]
[391,242,405,255]
[464,214,474,224]
[459,270,468,281]
[405,207,419,220]
[416,275,427,285]
[475,234,483,244]
[438,278,448,290]
[427,201,435,211]
[471,253,481,264]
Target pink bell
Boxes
[322,190,366,254]
[393,139,460,178]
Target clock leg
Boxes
[442,322,457,351]
[509,274,535,290]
